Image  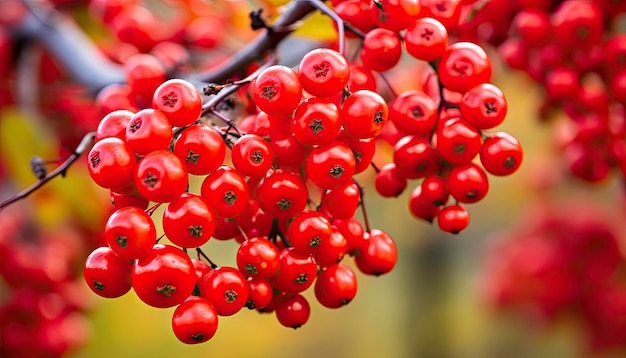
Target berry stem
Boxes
[428,61,460,112]
[354,179,372,233]
[196,248,219,269]
[315,190,327,211]
[208,109,244,137]
[235,220,249,241]
[145,203,163,216]
[379,73,399,98]
[309,0,346,55]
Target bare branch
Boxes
[189,0,317,84]
[0,132,96,210]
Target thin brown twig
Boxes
[0,131,96,210]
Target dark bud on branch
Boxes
[30,156,47,180]
[250,9,269,31]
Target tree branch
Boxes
[189,0,317,83]
[0,131,96,210]
[9,2,125,94]
[8,1,320,95]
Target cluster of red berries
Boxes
[81,0,527,344]
[85,45,400,342]
[329,0,523,233]
[458,0,626,183]
[481,199,626,353]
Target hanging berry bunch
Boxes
[0,0,524,346]
[329,0,523,232]
[453,0,626,183]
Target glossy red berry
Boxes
[236,237,281,278]
[152,79,202,127]
[87,137,137,190]
[314,263,357,309]
[162,193,215,248]
[255,170,309,220]
[134,150,188,203]
[199,266,249,316]
[320,179,360,220]
[275,293,310,329]
[173,124,226,176]
[253,65,302,116]
[404,17,448,62]
[341,90,388,139]
[480,132,523,176]
[369,0,421,32]
[292,97,341,146]
[436,117,482,166]
[393,135,440,179]
[361,28,402,72]
[104,206,156,260]
[306,141,356,190]
[245,277,274,310]
[355,229,397,276]
[288,210,333,256]
[438,42,492,94]
[83,246,133,298]
[298,48,350,98]
[388,90,438,136]
[96,109,134,141]
[200,166,249,218]
[374,163,408,197]
[231,134,273,178]
[125,109,173,156]
[447,163,489,203]
[132,244,196,308]
[437,205,469,234]
[272,248,318,294]
[460,83,508,130]
[171,296,219,344]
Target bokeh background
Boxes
[2,1,626,358]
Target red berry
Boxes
[173,124,226,176]
[231,134,273,178]
[341,90,388,139]
[171,296,219,344]
[236,237,281,279]
[83,246,133,298]
[134,150,188,203]
[314,263,357,308]
[480,132,523,176]
[355,229,397,276]
[87,137,137,190]
[199,266,249,316]
[298,48,350,98]
[152,79,202,127]
[253,65,302,116]
[132,244,196,308]
[104,206,156,260]
[275,293,310,329]
[200,166,250,218]
[306,141,356,190]
[162,193,215,248]
[447,163,489,203]
[255,170,308,220]
[437,205,469,234]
